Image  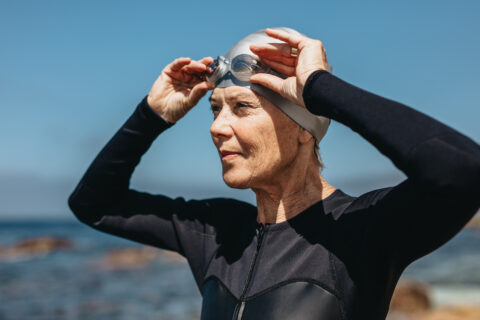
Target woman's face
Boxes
[209,86,303,189]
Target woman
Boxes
[68,28,480,320]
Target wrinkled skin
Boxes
[208,86,313,190]
[146,28,335,224]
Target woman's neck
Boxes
[252,163,336,225]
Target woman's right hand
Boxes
[147,57,214,123]
[249,28,330,108]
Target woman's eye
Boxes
[211,105,221,113]
[236,102,250,108]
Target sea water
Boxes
[0,221,479,319]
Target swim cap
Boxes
[212,27,331,142]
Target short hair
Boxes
[314,139,325,171]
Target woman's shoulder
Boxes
[178,197,257,234]
[348,187,394,211]
[326,187,395,220]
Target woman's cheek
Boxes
[234,121,258,153]
[235,111,278,170]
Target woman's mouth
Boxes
[220,150,241,161]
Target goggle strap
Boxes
[250,84,330,141]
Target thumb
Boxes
[250,74,285,96]
[187,81,214,107]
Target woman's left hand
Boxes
[249,28,330,108]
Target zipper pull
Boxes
[256,224,265,242]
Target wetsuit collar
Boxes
[252,189,352,231]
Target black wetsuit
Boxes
[68,70,480,320]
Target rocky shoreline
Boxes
[1,234,478,319]
[388,280,480,320]
[0,236,73,261]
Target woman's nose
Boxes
[210,110,234,140]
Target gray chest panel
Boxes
[200,278,342,320]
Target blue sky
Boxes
[1,1,479,219]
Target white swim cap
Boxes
[211,27,331,142]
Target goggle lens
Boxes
[231,54,265,82]
[206,54,270,85]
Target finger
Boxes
[199,56,214,66]
[188,58,215,78]
[181,61,207,74]
[250,44,297,66]
[265,28,305,48]
[250,43,291,58]
[168,71,202,86]
[249,73,285,95]
[261,58,295,77]
[256,51,297,67]
[187,81,214,106]
[167,57,191,72]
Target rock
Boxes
[417,306,480,320]
[386,313,415,320]
[390,280,432,315]
[465,214,480,231]
[0,236,73,261]
[388,280,480,320]
[159,250,187,264]
[99,247,159,270]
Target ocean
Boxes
[0,221,479,320]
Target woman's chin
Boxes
[222,170,251,189]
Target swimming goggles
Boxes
[206,54,283,86]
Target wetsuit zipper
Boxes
[232,223,265,320]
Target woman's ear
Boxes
[298,128,314,145]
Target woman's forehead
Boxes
[209,86,261,103]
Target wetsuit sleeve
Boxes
[68,97,217,262]
[303,70,480,264]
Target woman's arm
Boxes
[68,57,217,255]
[68,95,258,289]
[68,97,185,252]
[303,69,480,264]
[250,28,480,264]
